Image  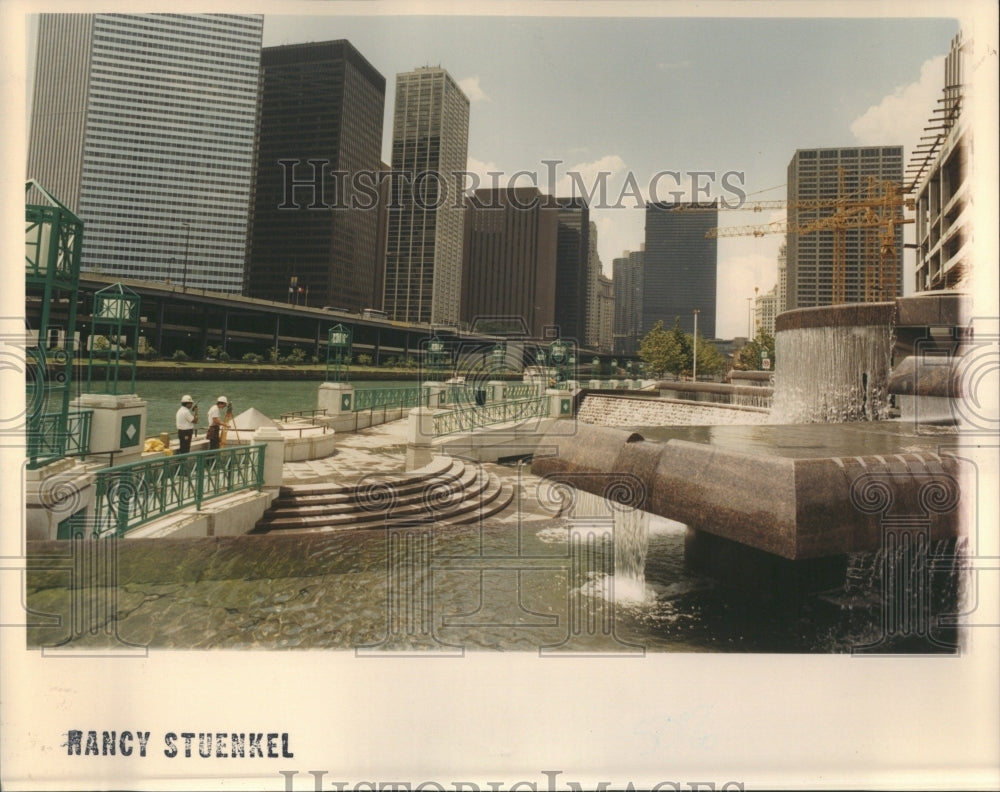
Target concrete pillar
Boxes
[407,406,438,447]
[487,380,505,402]
[546,388,574,419]
[588,379,601,390]
[423,382,444,408]
[71,392,147,466]
[24,458,96,541]
[317,381,355,415]
[253,426,286,491]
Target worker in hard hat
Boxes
[206,395,229,450]
[175,395,199,453]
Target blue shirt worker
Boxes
[175,395,198,453]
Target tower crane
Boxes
[674,174,914,304]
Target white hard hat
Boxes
[216,396,228,404]
[181,395,193,403]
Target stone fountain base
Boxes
[531,421,967,562]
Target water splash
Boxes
[567,488,652,603]
[771,323,894,423]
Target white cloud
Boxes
[717,244,781,339]
[850,56,945,151]
[553,154,628,200]
[465,156,501,180]
[458,75,489,102]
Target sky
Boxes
[260,11,961,337]
[16,6,968,337]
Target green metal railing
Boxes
[91,444,265,538]
[27,409,93,461]
[64,410,93,456]
[504,382,542,400]
[432,397,549,437]
[353,386,428,411]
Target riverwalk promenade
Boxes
[24,419,594,652]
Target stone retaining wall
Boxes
[577,394,770,427]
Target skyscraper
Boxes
[584,220,603,350]
[461,188,558,338]
[642,201,718,338]
[786,146,904,308]
[613,247,644,355]
[27,13,263,293]
[384,67,470,325]
[553,198,590,343]
[245,40,386,310]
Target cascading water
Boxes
[770,315,894,423]
[819,537,967,652]
[568,488,651,603]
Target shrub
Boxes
[282,347,307,365]
[172,349,190,362]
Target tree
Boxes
[639,319,687,377]
[692,334,728,377]
[734,330,776,371]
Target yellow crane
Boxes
[675,173,914,304]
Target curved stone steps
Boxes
[265,462,483,523]
[280,455,456,500]
[438,478,515,526]
[279,458,470,510]
[254,460,512,533]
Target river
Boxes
[136,379,415,438]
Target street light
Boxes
[692,308,699,382]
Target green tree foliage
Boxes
[639,319,687,376]
[692,336,728,377]
[734,330,776,371]
[640,317,728,378]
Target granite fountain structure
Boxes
[532,292,974,595]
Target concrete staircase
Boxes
[253,455,514,533]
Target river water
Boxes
[136,378,414,437]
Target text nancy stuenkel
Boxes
[65,729,293,758]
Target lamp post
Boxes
[753,286,759,338]
[692,308,699,382]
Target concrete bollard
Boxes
[546,388,574,419]
[317,382,355,415]
[423,382,444,408]
[407,406,437,447]
[253,426,286,491]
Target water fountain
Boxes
[531,293,976,648]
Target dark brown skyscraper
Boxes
[461,188,558,337]
[245,40,385,310]
[553,198,590,343]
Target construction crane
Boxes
[680,173,914,304]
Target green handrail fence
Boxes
[432,397,549,437]
[91,444,265,537]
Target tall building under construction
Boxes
[785,146,904,309]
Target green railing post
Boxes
[115,473,131,538]
[195,454,205,510]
